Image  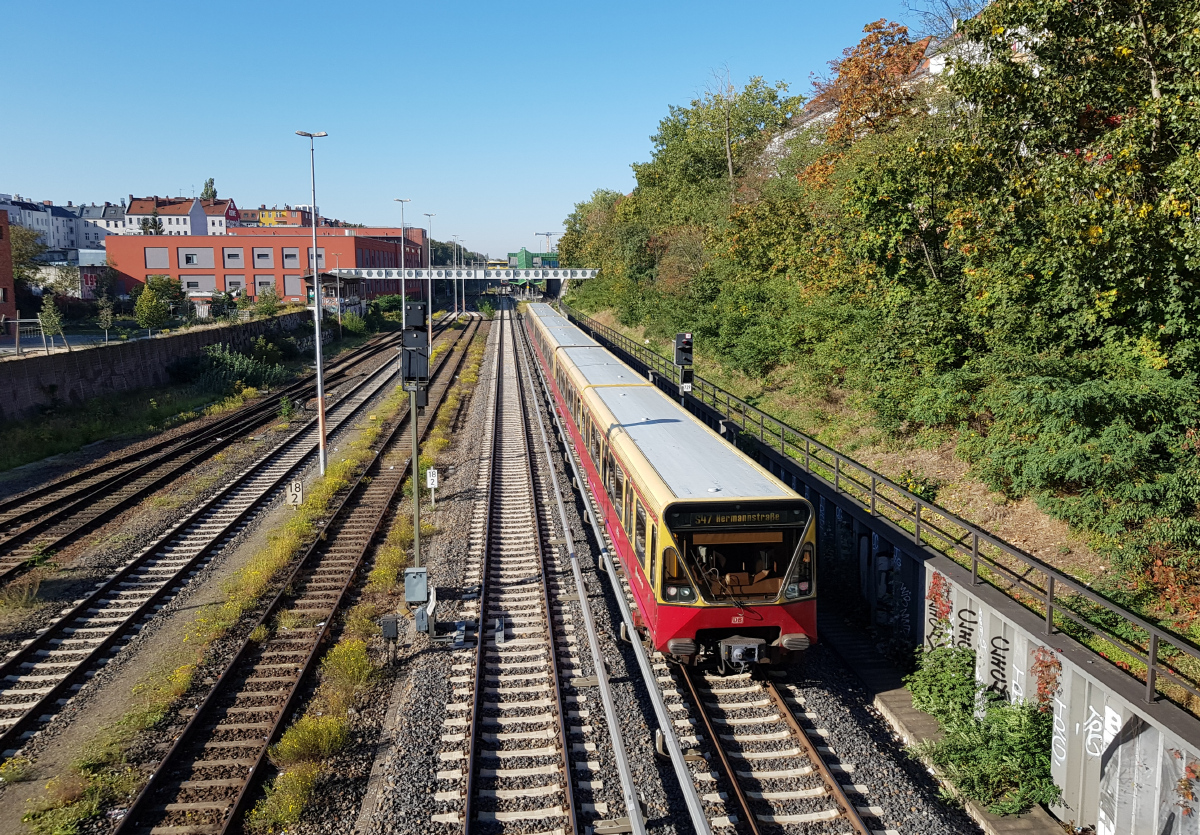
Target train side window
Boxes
[634,501,647,567]
[591,421,602,467]
[608,455,625,523]
[648,526,657,590]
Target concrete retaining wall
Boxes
[571,312,1200,835]
[0,312,313,420]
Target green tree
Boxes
[38,294,69,352]
[145,275,185,310]
[201,178,217,201]
[255,288,280,317]
[45,266,80,297]
[96,296,114,344]
[140,210,164,235]
[9,225,47,289]
[135,287,169,336]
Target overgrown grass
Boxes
[20,356,414,834]
[248,322,487,831]
[0,387,217,473]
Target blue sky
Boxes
[2,0,907,257]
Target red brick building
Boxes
[0,214,17,320]
[104,231,426,301]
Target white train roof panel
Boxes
[563,347,645,387]
[544,326,598,348]
[594,386,792,500]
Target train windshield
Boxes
[664,502,813,604]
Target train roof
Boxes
[561,347,645,387]
[594,386,791,500]
[527,303,792,502]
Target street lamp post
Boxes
[394,199,411,328]
[451,235,460,316]
[296,129,329,476]
[424,213,435,349]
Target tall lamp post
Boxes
[394,199,411,328]
[451,235,461,316]
[424,212,435,349]
[296,129,329,476]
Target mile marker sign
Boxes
[285,479,304,507]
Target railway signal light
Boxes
[674,332,693,366]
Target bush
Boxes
[905,643,977,726]
[168,344,288,396]
[269,715,348,768]
[342,311,367,335]
[905,643,1061,814]
[245,761,322,834]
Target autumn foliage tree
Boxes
[811,19,930,144]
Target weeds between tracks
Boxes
[18,352,425,835]
[247,324,488,832]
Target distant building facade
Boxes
[124,196,207,235]
[508,248,558,268]
[105,231,427,302]
[0,213,17,320]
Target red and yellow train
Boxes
[524,303,816,671]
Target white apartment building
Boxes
[124,196,206,235]
[74,202,129,246]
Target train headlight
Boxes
[785,583,801,599]
[666,586,678,598]
[665,586,695,601]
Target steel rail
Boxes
[0,321,466,755]
[462,308,578,833]
[0,317,458,583]
[517,309,714,835]
[460,312,502,834]
[512,310,646,835]
[509,306,579,835]
[0,311,456,528]
[680,667,764,835]
[764,681,872,834]
[113,317,482,835]
[0,327,399,524]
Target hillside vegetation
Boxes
[560,0,1200,634]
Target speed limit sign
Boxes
[285,479,304,507]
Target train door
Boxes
[633,499,658,622]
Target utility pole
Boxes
[296,129,329,475]
[395,199,411,328]
[402,300,429,567]
[424,213,435,350]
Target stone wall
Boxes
[0,312,313,420]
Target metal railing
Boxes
[559,302,1200,712]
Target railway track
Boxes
[0,327,417,586]
[428,306,642,834]
[0,319,472,757]
[672,665,892,835]
[111,316,483,835]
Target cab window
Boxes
[634,501,647,567]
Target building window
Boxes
[186,281,200,289]
[185,254,198,265]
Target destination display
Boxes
[666,503,809,530]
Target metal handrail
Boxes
[559,301,1200,709]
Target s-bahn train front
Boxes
[655,498,816,672]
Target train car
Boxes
[523,303,816,672]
